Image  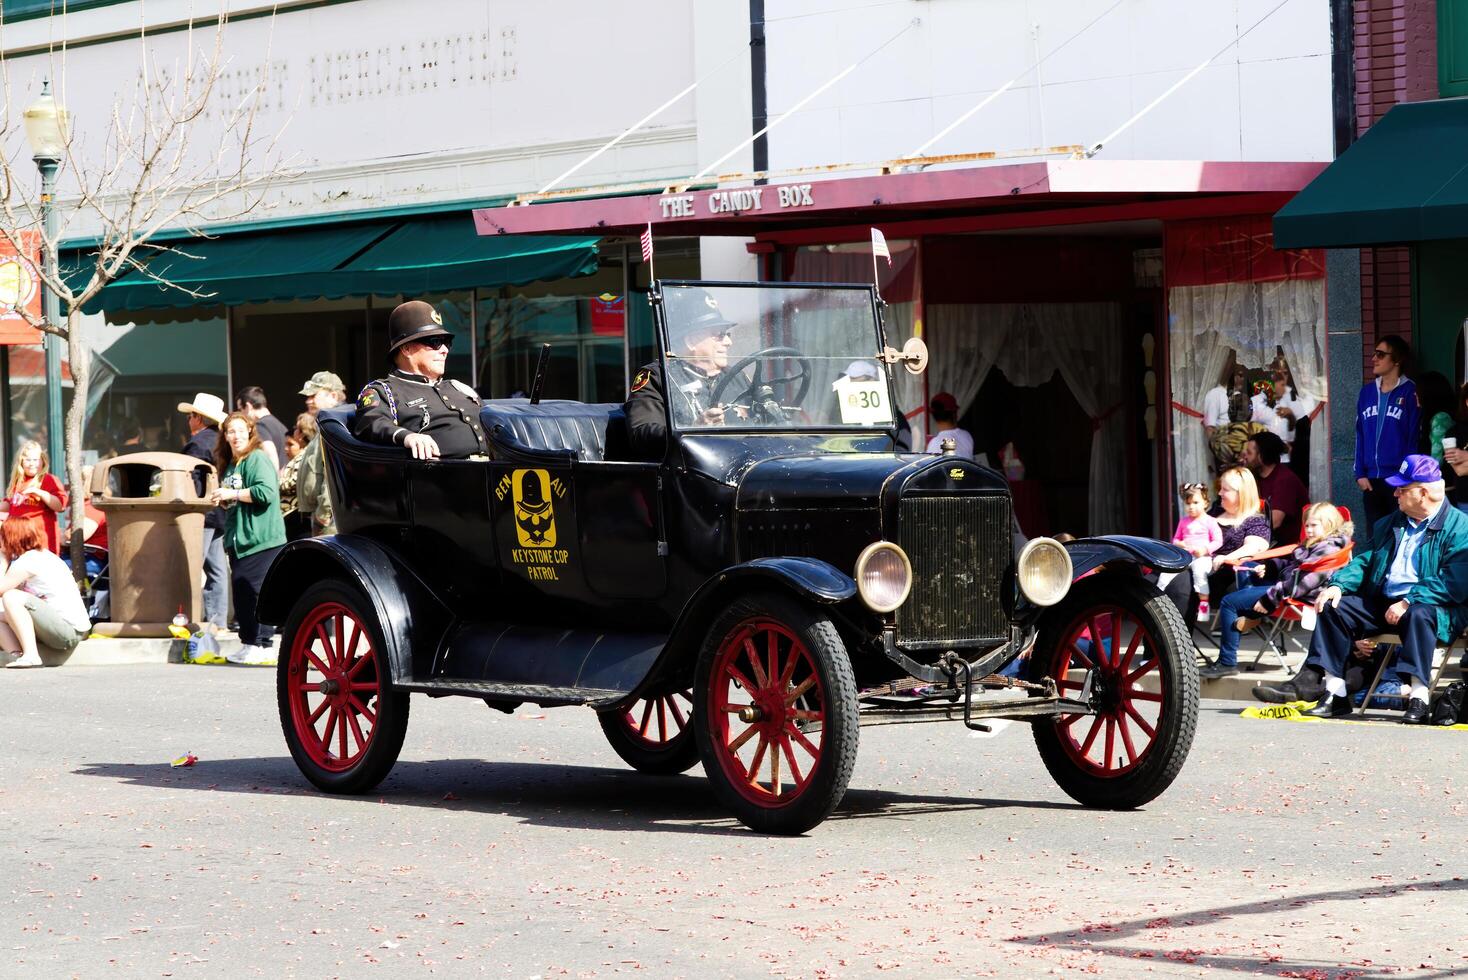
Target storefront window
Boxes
[2,343,50,464]
[83,308,228,459]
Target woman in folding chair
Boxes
[1201,503,1353,679]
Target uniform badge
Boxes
[430,309,444,326]
[512,468,557,548]
[361,388,380,408]
[631,369,651,393]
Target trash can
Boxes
[89,452,217,638]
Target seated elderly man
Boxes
[1296,455,1468,723]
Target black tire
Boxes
[598,689,701,775]
[693,591,859,834]
[1029,573,1198,809]
[277,580,409,794]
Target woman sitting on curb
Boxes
[0,519,92,668]
[1200,502,1353,679]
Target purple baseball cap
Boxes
[1385,454,1443,487]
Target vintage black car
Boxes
[259,280,1198,835]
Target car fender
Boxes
[257,535,452,684]
[623,557,856,703]
[1065,534,1191,577]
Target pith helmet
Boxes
[388,300,453,352]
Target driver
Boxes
[626,287,740,458]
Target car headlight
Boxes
[1017,537,1072,607]
[855,541,912,613]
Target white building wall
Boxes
[762,0,1333,171]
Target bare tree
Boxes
[0,12,287,580]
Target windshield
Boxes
[658,282,894,432]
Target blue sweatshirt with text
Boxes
[1355,377,1419,480]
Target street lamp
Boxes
[23,80,68,472]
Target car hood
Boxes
[735,452,1006,512]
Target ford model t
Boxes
[259,280,1198,834]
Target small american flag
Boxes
[871,228,891,266]
[641,223,654,263]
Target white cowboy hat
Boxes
[177,392,227,425]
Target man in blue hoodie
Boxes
[1355,335,1418,530]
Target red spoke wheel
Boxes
[694,592,858,835]
[277,581,408,794]
[598,688,700,775]
[1030,574,1198,809]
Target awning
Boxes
[67,212,600,314]
[1274,99,1468,249]
[474,160,1327,242]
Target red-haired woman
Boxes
[0,518,91,668]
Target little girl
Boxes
[1200,502,1353,678]
[1172,483,1223,618]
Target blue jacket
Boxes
[1354,377,1419,479]
[1331,501,1468,644]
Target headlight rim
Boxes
[1017,536,1073,607]
[854,540,913,613]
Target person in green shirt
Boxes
[210,412,287,665]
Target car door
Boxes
[574,460,667,599]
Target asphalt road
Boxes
[2,664,1465,978]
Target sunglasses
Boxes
[1372,349,1392,359]
[416,337,453,351]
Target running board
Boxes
[850,694,1092,729]
[397,678,626,708]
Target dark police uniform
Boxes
[626,358,724,459]
[625,286,738,460]
[353,369,487,458]
[353,299,488,459]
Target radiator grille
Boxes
[895,494,1011,648]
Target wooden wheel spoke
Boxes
[1059,712,1083,731]
[726,663,758,695]
[1122,700,1156,738]
[728,722,760,754]
[747,737,769,787]
[1077,714,1103,756]
[314,623,337,672]
[337,705,349,760]
[638,699,654,736]
[307,697,330,725]
[1118,623,1145,674]
[1068,641,1097,670]
[1088,616,1108,666]
[780,737,805,789]
[766,631,781,699]
[345,706,368,754]
[1109,613,1123,672]
[722,702,751,714]
[743,638,770,688]
[667,695,687,730]
[790,708,823,722]
[1116,712,1138,766]
[769,738,781,796]
[784,675,816,705]
[1127,656,1160,684]
[333,615,346,673]
[321,705,341,753]
[305,648,332,678]
[787,724,820,759]
[656,697,667,742]
[1103,716,1116,769]
[348,693,376,724]
[1128,688,1164,703]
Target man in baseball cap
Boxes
[625,287,741,458]
[1287,454,1468,723]
[299,371,346,415]
[352,300,487,460]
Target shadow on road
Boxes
[1007,877,1468,979]
[73,756,1078,835]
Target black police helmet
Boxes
[388,300,453,352]
[664,287,736,346]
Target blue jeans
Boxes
[1216,585,1272,666]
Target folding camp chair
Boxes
[1356,629,1468,717]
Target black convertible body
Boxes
[260,280,1198,834]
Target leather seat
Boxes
[480,399,628,462]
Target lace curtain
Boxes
[1168,279,1328,493]
[929,302,1126,534]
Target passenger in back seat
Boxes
[354,301,488,460]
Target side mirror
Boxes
[878,336,928,375]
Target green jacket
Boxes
[1332,500,1468,643]
[294,435,335,534]
[223,449,287,558]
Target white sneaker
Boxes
[5,651,44,669]
[229,644,276,666]
[226,644,259,665]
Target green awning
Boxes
[1274,98,1468,248]
[67,213,599,314]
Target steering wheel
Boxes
[709,346,813,424]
